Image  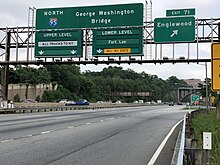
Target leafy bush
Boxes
[13,93,20,102]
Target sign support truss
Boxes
[0,18,219,64]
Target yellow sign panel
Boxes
[211,60,220,91]
[211,96,215,103]
[212,43,220,59]
[104,48,131,54]
[211,43,220,91]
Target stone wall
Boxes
[0,83,57,101]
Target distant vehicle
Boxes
[65,99,89,106]
[65,101,75,106]
[75,99,89,105]
[59,99,68,103]
[23,99,36,103]
[138,100,144,103]
[157,100,162,104]
[168,102,174,106]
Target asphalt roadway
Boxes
[0,105,189,165]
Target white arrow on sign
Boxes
[38,50,44,55]
[97,49,103,54]
[71,50,77,54]
[170,30,178,37]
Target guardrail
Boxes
[176,114,186,165]
[175,109,212,164]
[0,103,155,114]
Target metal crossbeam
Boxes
[0,17,219,65]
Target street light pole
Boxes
[177,88,180,103]
[205,62,209,112]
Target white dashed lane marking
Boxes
[67,126,74,129]
[1,139,13,143]
[41,131,50,134]
[1,115,124,143]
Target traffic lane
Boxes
[0,106,154,125]
[49,107,189,165]
[0,106,170,141]
[0,106,189,165]
[154,122,182,165]
[0,106,184,141]
[0,105,179,125]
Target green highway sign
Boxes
[154,16,195,43]
[92,27,143,56]
[192,95,199,102]
[166,8,195,17]
[36,3,143,30]
[35,30,82,58]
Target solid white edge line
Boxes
[147,119,183,165]
[177,114,186,165]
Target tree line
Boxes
[2,65,188,103]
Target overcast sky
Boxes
[0,0,219,80]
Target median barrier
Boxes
[0,102,159,114]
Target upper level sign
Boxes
[36,3,143,30]
[154,16,195,43]
[35,30,83,58]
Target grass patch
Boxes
[192,110,220,165]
